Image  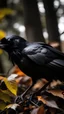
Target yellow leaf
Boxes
[0,49,3,54]
[0,90,11,102]
[0,30,6,40]
[4,78,17,95]
[0,8,15,15]
[1,89,15,97]
[0,14,5,20]
[0,8,15,20]
[0,30,6,54]
[0,101,6,110]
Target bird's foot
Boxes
[14,84,33,104]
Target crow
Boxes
[0,35,64,83]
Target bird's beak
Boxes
[0,41,4,49]
[0,41,8,49]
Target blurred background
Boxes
[0,0,64,74]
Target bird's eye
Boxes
[13,39,20,47]
[15,39,19,42]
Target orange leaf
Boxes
[0,76,4,80]
[8,65,26,77]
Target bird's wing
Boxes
[22,43,64,66]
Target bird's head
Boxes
[0,35,27,53]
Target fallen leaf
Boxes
[0,76,4,80]
[37,106,45,114]
[1,89,15,97]
[32,79,48,91]
[49,108,56,114]
[31,106,45,114]
[6,103,19,110]
[47,89,64,99]
[8,65,26,77]
[0,90,11,102]
[15,75,32,87]
[37,96,63,111]
[47,80,63,90]
[0,101,6,110]
[31,108,39,114]
[8,74,18,81]
[4,78,17,95]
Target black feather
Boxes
[0,35,64,82]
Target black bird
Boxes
[0,35,64,83]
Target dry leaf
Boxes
[47,89,64,99]
[1,89,15,97]
[32,79,48,91]
[31,108,39,114]
[8,74,18,81]
[0,90,11,102]
[0,76,4,80]
[4,78,17,95]
[0,101,6,110]
[47,80,62,89]
[46,80,64,99]
[37,96,62,111]
[20,75,32,85]
[8,65,26,77]
[37,106,45,114]
[49,108,56,114]
[6,103,19,110]
[31,106,44,114]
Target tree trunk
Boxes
[43,0,60,49]
[23,0,45,42]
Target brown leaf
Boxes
[46,80,64,99]
[47,89,64,99]
[50,80,62,87]
[8,65,32,86]
[0,76,4,80]
[32,79,48,91]
[8,65,26,77]
[37,96,63,111]
[31,106,44,114]
[18,75,32,86]
[49,108,56,114]
[47,80,62,90]
[31,108,39,114]
[37,106,45,114]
